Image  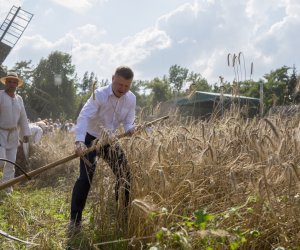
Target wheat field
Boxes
[1,109,300,249]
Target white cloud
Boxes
[10,23,171,80]
[50,0,107,13]
[44,8,54,17]
[74,24,106,42]
[285,0,300,17]
[2,0,300,84]
[143,0,300,82]
[0,0,23,17]
[71,27,171,79]
[246,0,300,78]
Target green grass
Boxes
[0,184,131,249]
[0,187,69,249]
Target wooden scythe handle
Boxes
[0,115,170,191]
[0,153,78,191]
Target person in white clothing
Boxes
[70,66,136,230]
[35,118,47,134]
[21,122,44,162]
[29,123,43,144]
[0,72,31,193]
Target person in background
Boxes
[22,121,44,162]
[35,118,48,134]
[29,122,43,144]
[0,72,31,193]
[69,66,136,230]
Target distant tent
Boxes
[176,91,260,118]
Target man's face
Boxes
[112,75,132,98]
[5,78,18,92]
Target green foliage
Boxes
[131,79,151,108]
[146,77,172,106]
[153,227,191,249]
[240,80,260,98]
[0,65,6,79]
[11,60,34,103]
[0,188,70,249]
[80,71,93,94]
[147,208,252,250]
[187,71,212,92]
[289,65,299,103]
[212,81,232,94]
[3,51,300,120]
[27,51,78,120]
[169,64,189,93]
[75,71,102,118]
[213,66,297,116]
[262,66,290,109]
[193,209,215,229]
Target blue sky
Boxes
[1,0,300,86]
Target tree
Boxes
[187,71,211,92]
[28,51,78,120]
[80,71,90,94]
[168,64,188,93]
[212,80,232,94]
[263,66,290,109]
[239,80,260,98]
[11,60,34,103]
[294,74,300,104]
[0,65,6,82]
[130,80,150,108]
[146,77,171,107]
[288,65,298,103]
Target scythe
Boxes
[0,115,169,191]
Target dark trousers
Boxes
[70,133,131,223]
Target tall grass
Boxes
[1,109,300,249]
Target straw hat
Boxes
[0,71,24,87]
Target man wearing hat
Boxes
[0,72,31,193]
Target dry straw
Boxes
[4,108,300,249]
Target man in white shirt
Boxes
[0,72,31,193]
[70,66,136,229]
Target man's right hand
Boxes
[75,141,87,156]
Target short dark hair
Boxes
[115,66,134,80]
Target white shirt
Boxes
[29,123,43,143]
[0,90,31,149]
[75,84,136,142]
[35,121,47,132]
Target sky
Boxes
[0,0,300,86]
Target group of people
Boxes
[34,118,75,134]
[0,66,137,232]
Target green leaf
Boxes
[194,209,214,229]
[156,230,164,240]
[250,230,260,237]
[230,241,239,250]
[184,221,194,228]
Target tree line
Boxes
[0,50,299,120]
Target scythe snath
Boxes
[0,115,169,191]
